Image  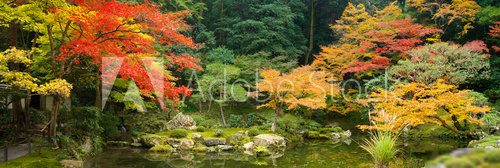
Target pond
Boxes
[84,134,467,168]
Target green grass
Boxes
[360,132,399,168]
[0,149,63,168]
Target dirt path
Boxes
[0,143,30,162]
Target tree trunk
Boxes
[219,103,226,127]
[49,96,60,139]
[24,91,31,127]
[198,100,203,113]
[95,78,102,108]
[304,0,316,64]
[208,101,212,112]
[271,104,282,132]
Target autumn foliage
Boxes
[257,66,338,113]
[359,80,491,137]
[54,0,201,101]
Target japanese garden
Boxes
[0,0,499,167]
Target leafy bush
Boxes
[304,120,322,130]
[205,47,235,64]
[482,111,500,127]
[127,110,169,133]
[228,115,244,128]
[248,128,260,136]
[196,126,206,132]
[361,132,399,168]
[246,113,266,127]
[214,129,224,137]
[100,113,120,140]
[149,145,173,153]
[190,114,206,125]
[169,129,188,138]
[199,119,221,128]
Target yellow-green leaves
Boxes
[0,48,38,91]
[359,80,491,134]
[38,78,73,98]
[1,72,38,91]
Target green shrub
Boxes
[101,113,120,140]
[481,111,500,127]
[149,145,173,153]
[246,113,266,127]
[228,115,244,128]
[200,119,221,128]
[214,129,224,137]
[304,120,322,130]
[191,114,206,125]
[361,132,399,168]
[248,128,260,136]
[169,129,188,138]
[196,126,206,132]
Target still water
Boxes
[84,137,465,168]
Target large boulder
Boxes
[167,139,194,150]
[204,138,226,146]
[253,134,286,148]
[166,113,197,130]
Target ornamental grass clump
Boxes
[360,131,399,168]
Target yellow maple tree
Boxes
[408,0,480,35]
[359,80,491,137]
[257,66,339,131]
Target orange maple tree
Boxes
[257,66,339,131]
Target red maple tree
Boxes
[361,18,443,57]
[53,0,201,103]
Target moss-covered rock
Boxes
[468,136,500,148]
[192,145,208,152]
[149,145,174,153]
[426,148,500,167]
[305,131,330,139]
[254,146,271,157]
[140,134,169,147]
